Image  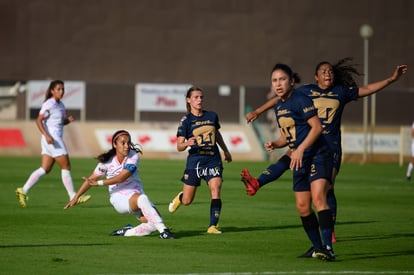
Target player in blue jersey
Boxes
[241,58,408,242]
[267,63,335,260]
[168,86,232,234]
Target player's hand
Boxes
[187,137,196,147]
[290,149,304,171]
[264,141,275,152]
[246,111,258,123]
[64,198,78,209]
[392,64,408,81]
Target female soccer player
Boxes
[16,80,90,208]
[267,63,334,260]
[406,121,414,180]
[64,130,175,239]
[241,59,408,241]
[168,86,232,234]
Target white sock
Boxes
[22,167,46,194]
[137,194,167,233]
[407,162,413,178]
[61,169,76,199]
[124,223,157,237]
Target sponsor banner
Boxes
[135,83,190,112]
[342,133,400,154]
[95,129,251,152]
[220,131,251,152]
[0,129,26,147]
[27,80,85,109]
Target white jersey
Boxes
[39,98,67,138]
[93,150,144,197]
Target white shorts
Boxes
[110,189,141,215]
[411,140,414,157]
[41,135,68,157]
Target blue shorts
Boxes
[181,164,223,186]
[292,149,333,192]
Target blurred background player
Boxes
[15,80,90,208]
[64,130,175,239]
[406,121,414,180]
[168,86,232,234]
[242,60,408,242]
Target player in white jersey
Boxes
[64,130,175,239]
[15,80,90,208]
[406,122,414,180]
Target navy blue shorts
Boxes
[181,165,223,186]
[292,151,333,192]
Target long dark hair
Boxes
[315,57,362,87]
[271,63,301,84]
[44,80,64,101]
[97,130,143,163]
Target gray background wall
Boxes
[1,0,413,125]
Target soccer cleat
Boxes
[297,246,317,258]
[407,176,411,181]
[15,188,28,208]
[109,224,133,236]
[241,168,260,196]
[168,191,182,213]
[314,246,336,261]
[207,225,222,234]
[76,194,91,205]
[159,228,176,239]
[332,232,337,243]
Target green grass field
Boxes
[1,156,414,275]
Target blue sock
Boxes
[257,154,290,187]
[209,199,222,226]
[301,212,323,249]
[318,209,334,248]
[326,189,337,226]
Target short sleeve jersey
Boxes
[296,84,358,147]
[176,110,222,165]
[93,150,144,196]
[39,98,67,138]
[274,91,318,152]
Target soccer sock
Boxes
[300,212,323,249]
[257,155,290,187]
[22,167,46,194]
[326,189,337,227]
[61,169,76,199]
[209,198,222,226]
[137,194,166,233]
[125,223,157,237]
[407,162,413,178]
[318,209,334,249]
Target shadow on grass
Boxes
[172,220,381,238]
[343,249,414,261]
[0,243,108,249]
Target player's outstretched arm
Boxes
[64,176,94,209]
[358,64,408,97]
[246,96,279,123]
